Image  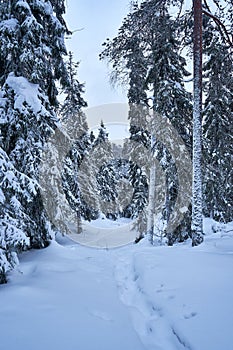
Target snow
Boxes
[5,74,42,114]
[68,215,137,248]
[0,187,5,203]
[0,18,18,31]
[0,219,233,350]
[15,0,31,11]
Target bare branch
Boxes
[202,8,233,47]
[175,0,185,21]
[203,0,211,12]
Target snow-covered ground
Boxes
[0,218,233,350]
[69,215,137,248]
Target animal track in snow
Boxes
[184,312,197,320]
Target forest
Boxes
[0,0,232,282]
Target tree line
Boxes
[0,0,232,283]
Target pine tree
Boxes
[191,0,204,246]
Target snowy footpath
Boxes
[0,219,233,350]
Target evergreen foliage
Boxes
[101,0,232,245]
[59,51,101,224]
[0,0,232,284]
[0,0,69,104]
[60,51,87,120]
[0,147,31,283]
[0,0,69,282]
[101,0,193,242]
[93,121,118,218]
[203,27,233,222]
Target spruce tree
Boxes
[59,52,89,231]
[101,0,193,243]
[101,3,150,233]
[93,121,118,218]
[203,33,233,222]
[122,105,150,239]
[0,75,58,248]
[60,52,87,120]
[0,0,69,281]
[0,146,31,283]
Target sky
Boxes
[64,0,131,107]
[63,0,194,138]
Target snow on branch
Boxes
[203,1,233,48]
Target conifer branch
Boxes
[203,1,233,48]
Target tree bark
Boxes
[147,156,156,245]
[191,0,204,246]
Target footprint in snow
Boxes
[184,312,197,319]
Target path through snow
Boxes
[0,237,144,350]
[115,255,190,350]
[1,219,233,350]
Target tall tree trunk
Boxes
[147,156,156,245]
[77,211,82,234]
[192,0,204,246]
[147,111,157,245]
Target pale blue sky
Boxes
[64,0,130,107]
